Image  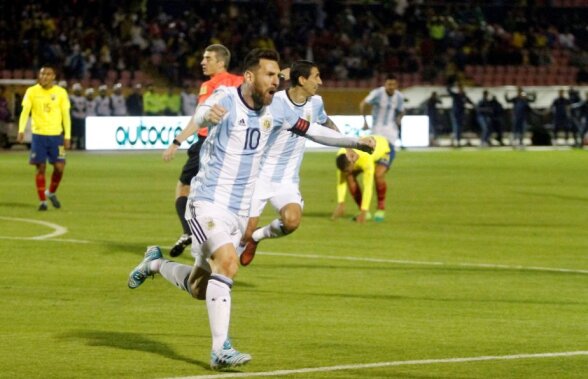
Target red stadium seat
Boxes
[1,70,11,79]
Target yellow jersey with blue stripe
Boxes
[19,84,71,138]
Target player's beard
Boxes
[252,86,274,108]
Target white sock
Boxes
[159,260,192,292]
[252,218,285,242]
[206,275,233,351]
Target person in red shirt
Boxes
[163,44,243,257]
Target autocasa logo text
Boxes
[115,119,196,146]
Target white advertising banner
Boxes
[84,115,429,150]
[85,116,193,150]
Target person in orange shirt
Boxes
[162,44,243,257]
[18,65,71,211]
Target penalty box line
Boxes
[164,350,588,379]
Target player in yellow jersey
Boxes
[18,65,71,211]
[331,135,394,223]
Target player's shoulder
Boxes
[268,90,288,108]
[208,85,235,101]
[26,84,42,94]
[214,71,243,86]
[309,94,324,104]
[367,86,384,98]
[55,86,69,96]
[273,89,289,102]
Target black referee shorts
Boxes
[179,136,206,185]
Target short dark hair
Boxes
[206,44,231,68]
[242,48,280,72]
[290,60,318,87]
[385,74,397,81]
[336,153,350,171]
[40,64,57,74]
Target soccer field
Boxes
[0,148,587,379]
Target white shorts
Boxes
[249,179,304,218]
[185,200,247,259]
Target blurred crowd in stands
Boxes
[1,0,588,87]
[1,0,588,148]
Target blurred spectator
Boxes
[504,87,536,147]
[0,86,11,122]
[423,91,443,145]
[85,88,98,117]
[163,86,180,116]
[571,91,588,148]
[64,44,85,80]
[476,90,493,147]
[143,84,161,116]
[180,83,197,116]
[126,83,143,116]
[550,89,574,145]
[447,81,474,147]
[489,95,505,146]
[111,83,127,116]
[69,83,86,150]
[96,85,112,116]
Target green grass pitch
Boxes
[0,147,587,378]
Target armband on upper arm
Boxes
[289,118,310,136]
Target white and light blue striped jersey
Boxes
[189,86,277,217]
[110,94,127,116]
[364,87,404,144]
[261,90,328,184]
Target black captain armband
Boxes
[289,118,310,136]
[172,139,182,146]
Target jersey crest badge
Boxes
[261,117,272,133]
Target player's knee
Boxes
[280,204,302,234]
[281,214,301,234]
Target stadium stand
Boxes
[1,1,587,88]
[1,1,588,147]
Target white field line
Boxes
[1,217,586,274]
[163,350,588,379]
[0,216,68,240]
[258,251,588,275]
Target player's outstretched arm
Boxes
[289,119,374,153]
[163,117,199,161]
